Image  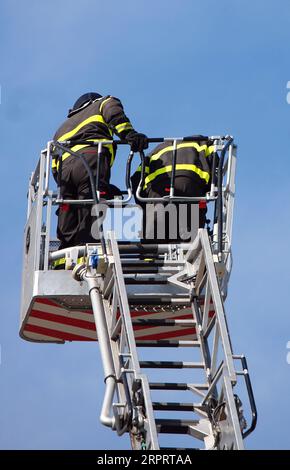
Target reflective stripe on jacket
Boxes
[131,141,214,194]
[52,95,134,174]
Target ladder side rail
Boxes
[214,142,236,294]
[39,143,53,271]
[195,327,244,449]
[43,196,52,271]
[190,246,221,401]
[30,158,41,193]
[209,320,221,379]
[107,232,159,449]
[189,231,252,449]
[222,142,237,252]
[33,151,46,271]
[198,229,237,382]
[146,233,241,448]
[109,276,121,339]
[194,254,245,449]
[107,233,142,376]
[201,275,212,332]
[194,247,206,290]
[191,291,212,383]
[198,281,219,378]
[222,144,237,292]
[116,320,146,444]
[217,138,234,259]
[115,305,159,448]
[212,139,220,251]
[197,263,221,380]
[220,251,232,299]
[25,152,43,232]
[218,373,245,450]
[40,147,53,270]
[26,172,35,220]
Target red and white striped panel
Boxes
[21,297,215,343]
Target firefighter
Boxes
[131,138,214,242]
[52,92,148,250]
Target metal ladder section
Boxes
[72,230,257,450]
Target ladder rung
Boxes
[117,242,159,253]
[125,279,168,285]
[140,361,204,369]
[117,241,191,253]
[133,319,195,327]
[123,265,166,273]
[152,402,195,411]
[129,297,191,305]
[121,258,185,266]
[121,261,166,267]
[120,253,161,259]
[149,382,208,391]
[136,340,200,348]
[149,382,189,391]
[123,267,160,274]
[156,419,200,434]
[123,267,183,274]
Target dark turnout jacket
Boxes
[131,140,215,196]
[52,95,135,177]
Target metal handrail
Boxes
[27,135,235,263]
[44,141,53,196]
[233,355,258,439]
[217,137,233,258]
[53,138,165,207]
[135,135,216,203]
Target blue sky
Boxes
[0,0,290,450]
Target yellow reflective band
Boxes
[57,114,106,142]
[53,257,66,267]
[206,145,214,157]
[53,256,87,268]
[61,144,91,161]
[99,96,112,113]
[114,122,133,134]
[52,158,57,169]
[136,164,149,174]
[149,142,211,162]
[143,164,210,189]
[55,139,115,170]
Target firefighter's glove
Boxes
[126,131,148,152]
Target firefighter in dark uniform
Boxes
[52,92,148,249]
[131,138,214,241]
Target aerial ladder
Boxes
[20,136,257,450]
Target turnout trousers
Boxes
[56,148,111,249]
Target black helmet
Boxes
[68,92,102,117]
